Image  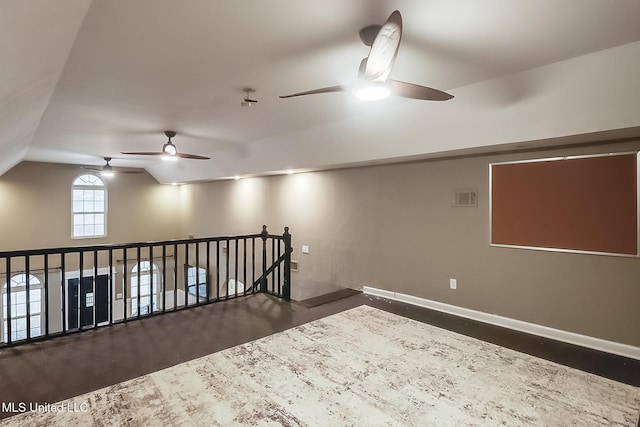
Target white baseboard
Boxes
[362,286,640,361]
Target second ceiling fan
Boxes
[280,10,453,102]
[82,157,142,176]
[121,131,210,160]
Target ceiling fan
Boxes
[121,131,210,160]
[241,88,258,107]
[280,10,453,102]
[82,157,143,177]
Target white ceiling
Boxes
[2,0,640,183]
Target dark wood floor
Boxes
[0,290,638,422]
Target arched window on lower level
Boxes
[131,261,159,316]
[2,274,44,342]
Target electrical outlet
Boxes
[450,278,457,290]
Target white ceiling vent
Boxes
[453,190,478,207]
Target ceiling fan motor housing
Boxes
[241,88,257,106]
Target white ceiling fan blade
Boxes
[363,10,402,82]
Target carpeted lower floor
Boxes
[2,305,638,426]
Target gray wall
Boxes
[185,140,640,347]
[1,140,639,348]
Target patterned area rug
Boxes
[2,305,639,426]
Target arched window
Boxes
[2,274,44,342]
[72,174,107,238]
[131,261,159,316]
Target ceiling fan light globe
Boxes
[162,143,177,156]
[100,161,114,177]
[356,84,391,101]
[162,154,179,162]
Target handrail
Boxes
[0,225,292,347]
[0,234,266,258]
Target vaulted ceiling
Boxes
[2,1,640,183]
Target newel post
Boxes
[260,224,268,293]
[282,227,292,301]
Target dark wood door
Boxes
[68,275,108,329]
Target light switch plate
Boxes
[302,245,309,254]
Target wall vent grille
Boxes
[453,190,478,207]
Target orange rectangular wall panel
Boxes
[490,153,638,256]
